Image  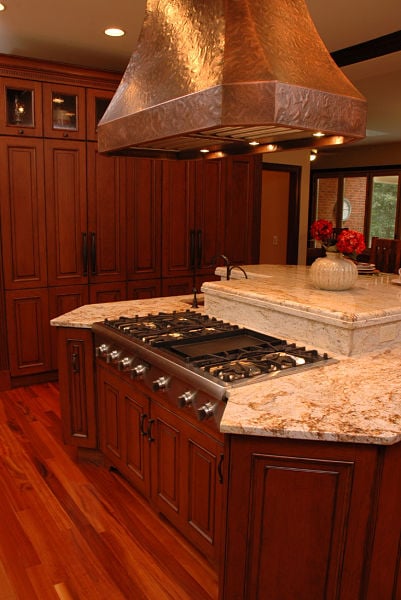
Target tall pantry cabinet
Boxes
[0,56,124,383]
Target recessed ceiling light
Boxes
[200,148,210,154]
[249,141,260,146]
[313,131,325,137]
[104,27,125,37]
[0,3,6,11]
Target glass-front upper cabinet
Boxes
[0,78,43,136]
[43,83,86,139]
[86,88,115,141]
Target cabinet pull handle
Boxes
[140,413,148,436]
[71,352,80,374]
[218,453,224,484]
[90,232,96,275]
[82,232,88,276]
[197,229,202,268]
[147,418,155,442]
[189,229,195,270]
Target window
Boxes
[311,168,401,249]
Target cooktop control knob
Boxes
[106,349,121,363]
[152,375,170,391]
[117,357,133,371]
[177,390,196,408]
[197,402,216,421]
[130,363,149,379]
[95,343,109,357]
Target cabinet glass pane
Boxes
[52,92,78,130]
[6,87,34,127]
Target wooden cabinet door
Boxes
[122,385,151,498]
[223,155,262,265]
[87,143,127,284]
[194,158,226,277]
[45,139,87,286]
[5,288,51,376]
[89,282,127,304]
[86,88,115,141]
[0,78,43,137]
[0,138,47,289]
[43,82,86,140]
[58,327,97,448]
[161,161,196,278]
[127,279,161,300]
[126,157,162,281]
[97,365,123,463]
[223,436,377,600]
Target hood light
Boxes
[105,27,125,37]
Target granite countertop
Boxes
[51,286,401,446]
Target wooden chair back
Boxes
[370,237,401,273]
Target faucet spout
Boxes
[228,265,248,279]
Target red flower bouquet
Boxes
[310,219,365,257]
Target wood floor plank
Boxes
[0,384,218,600]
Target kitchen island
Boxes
[51,269,401,600]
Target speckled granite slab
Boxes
[205,265,401,355]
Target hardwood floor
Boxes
[0,383,219,600]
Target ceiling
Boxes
[0,0,400,149]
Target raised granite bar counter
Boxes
[205,264,401,356]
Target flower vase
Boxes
[310,251,358,291]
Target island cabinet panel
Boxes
[222,435,378,600]
[57,327,96,448]
[0,138,47,289]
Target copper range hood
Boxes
[98,0,367,160]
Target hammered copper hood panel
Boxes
[98,0,367,160]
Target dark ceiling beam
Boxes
[331,30,401,66]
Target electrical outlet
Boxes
[273,235,279,246]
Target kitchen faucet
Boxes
[214,254,248,281]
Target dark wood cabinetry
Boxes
[221,434,390,600]
[97,362,224,566]
[0,56,261,386]
[57,327,96,448]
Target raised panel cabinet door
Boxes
[45,139,87,286]
[89,282,127,304]
[127,279,162,300]
[0,78,43,137]
[150,401,182,526]
[43,82,86,140]
[97,365,123,463]
[57,327,97,448]
[223,155,262,265]
[183,426,224,567]
[0,138,47,289]
[223,437,377,600]
[122,386,151,498]
[194,158,226,275]
[161,161,196,278]
[5,288,51,376]
[126,157,162,281]
[87,143,127,284]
